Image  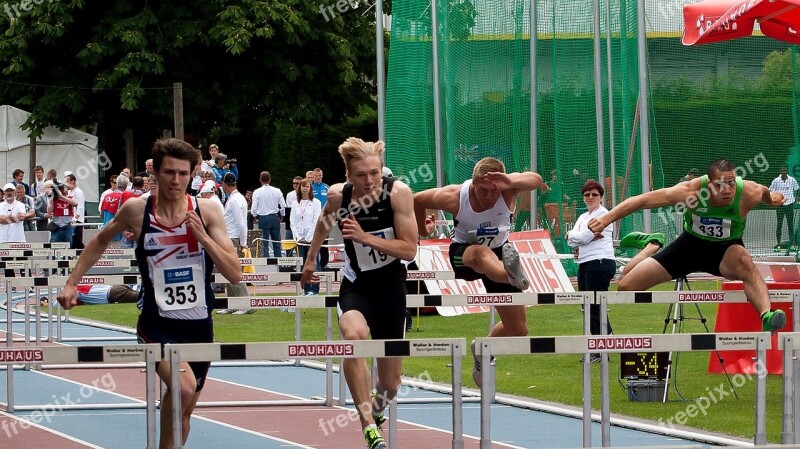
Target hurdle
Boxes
[474,332,769,448]
[779,332,800,444]
[0,344,160,449]
[165,338,466,449]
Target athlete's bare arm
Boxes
[193,198,242,283]
[300,184,343,287]
[588,179,700,233]
[56,198,146,309]
[340,181,417,261]
[489,171,543,209]
[739,180,784,213]
[413,184,461,236]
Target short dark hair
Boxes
[581,180,604,196]
[34,165,43,172]
[708,159,734,178]
[12,169,23,178]
[260,171,271,184]
[152,138,200,172]
[132,176,145,189]
[65,174,77,182]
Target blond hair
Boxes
[338,137,385,169]
[472,157,505,182]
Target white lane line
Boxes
[0,409,104,448]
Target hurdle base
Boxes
[626,380,667,402]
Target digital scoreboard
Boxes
[620,352,669,380]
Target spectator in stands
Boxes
[30,165,45,198]
[210,152,239,184]
[217,173,251,315]
[566,180,614,362]
[11,168,30,196]
[98,174,118,214]
[245,189,254,231]
[291,179,321,295]
[101,175,127,244]
[199,180,224,214]
[47,181,78,246]
[15,184,35,232]
[206,143,219,169]
[285,176,302,241]
[142,175,158,198]
[312,168,330,268]
[33,185,49,231]
[65,174,85,249]
[769,165,799,251]
[251,171,285,258]
[306,170,313,183]
[45,168,57,182]
[122,176,145,203]
[136,158,154,178]
[0,183,27,243]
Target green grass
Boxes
[68,280,783,442]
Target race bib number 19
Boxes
[354,227,397,271]
[154,266,204,311]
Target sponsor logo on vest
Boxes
[407,271,436,280]
[241,274,270,282]
[79,277,105,285]
[0,348,44,362]
[165,268,193,283]
[678,292,723,302]
[467,294,513,304]
[588,337,652,350]
[250,298,297,307]
[288,343,354,357]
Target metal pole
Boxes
[593,0,606,184]
[479,340,491,449]
[375,0,386,143]
[754,335,767,445]
[605,0,618,207]
[431,0,444,190]
[452,342,464,449]
[600,293,610,447]
[583,292,592,448]
[636,0,651,231]
[530,0,539,226]
[170,348,183,449]
[146,347,157,449]
[325,303,333,407]
[5,280,13,413]
[783,336,794,444]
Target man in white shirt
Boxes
[30,165,45,198]
[284,176,302,241]
[251,171,286,257]
[769,165,800,250]
[220,173,250,313]
[65,174,86,249]
[0,183,27,243]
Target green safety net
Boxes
[386,0,800,274]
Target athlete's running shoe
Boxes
[502,243,529,290]
[471,339,496,388]
[619,232,665,249]
[762,309,787,333]
[370,389,387,429]
[364,425,387,449]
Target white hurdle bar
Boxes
[779,332,800,444]
[166,338,466,449]
[0,344,159,449]
[474,333,770,448]
[0,242,69,249]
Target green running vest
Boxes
[683,175,745,241]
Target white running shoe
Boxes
[502,243,529,290]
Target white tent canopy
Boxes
[0,105,100,202]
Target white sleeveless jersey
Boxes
[452,180,513,248]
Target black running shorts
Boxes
[338,267,407,340]
[137,315,214,392]
[449,242,520,293]
[651,232,744,278]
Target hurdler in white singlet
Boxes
[452,180,513,248]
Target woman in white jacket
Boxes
[291,179,322,295]
[566,180,614,354]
